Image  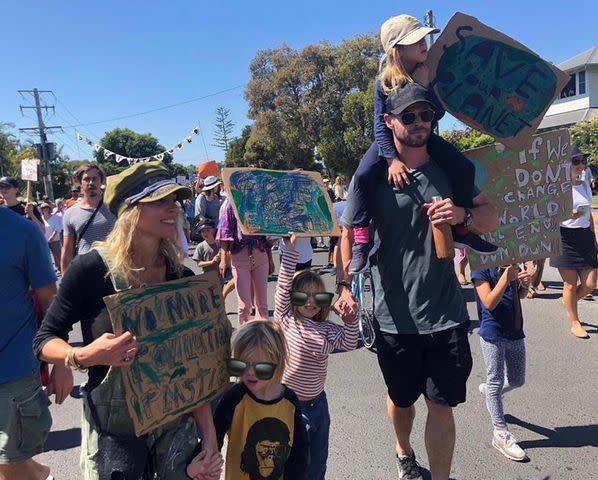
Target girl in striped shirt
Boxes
[275,234,359,480]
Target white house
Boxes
[539,46,598,131]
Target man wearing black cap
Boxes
[0,176,45,232]
[61,163,115,272]
[337,84,498,480]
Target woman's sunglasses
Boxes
[398,109,435,125]
[290,291,334,308]
[572,156,587,166]
[227,359,277,380]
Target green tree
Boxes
[94,128,173,175]
[213,107,234,151]
[569,116,598,173]
[225,125,252,167]
[0,123,21,177]
[441,127,495,152]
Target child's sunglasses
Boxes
[290,291,334,308]
[227,358,277,380]
[398,109,435,125]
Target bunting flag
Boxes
[76,125,200,165]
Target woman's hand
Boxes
[219,256,227,277]
[77,332,138,368]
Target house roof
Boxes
[538,107,598,130]
[558,47,598,71]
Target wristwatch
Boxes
[336,280,352,294]
[462,208,473,228]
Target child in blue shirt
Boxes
[472,264,531,462]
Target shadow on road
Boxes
[44,427,81,451]
[505,414,598,450]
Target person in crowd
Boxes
[33,161,221,479]
[217,199,270,325]
[40,202,63,274]
[61,163,115,272]
[524,259,546,298]
[323,178,335,203]
[188,319,308,480]
[64,187,80,209]
[336,82,498,480]
[457,248,469,285]
[550,146,598,338]
[278,236,314,271]
[472,264,531,462]
[346,14,497,275]
[333,176,346,202]
[193,219,221,277]
[0,176,45,232]
[275,234,357,479]
[0,207,70,480]
[183,191,196,231]
[195,175,222,224]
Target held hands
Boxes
[333,288,357,324]
[387,158,413,188]
[46,364,74,405]
[78,331,138,368]
[186,450,224,480]
[424,198,465,226]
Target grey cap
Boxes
[386,83,435,116]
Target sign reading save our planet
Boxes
[427,12,569,151]
[222,168,341,237]
[103,272,231,436]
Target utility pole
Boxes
[18,88,61,201]
[424,10,436,47]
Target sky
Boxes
[1,0,596,169]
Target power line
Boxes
[61,85,244,128]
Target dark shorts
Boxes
[376,324,473,408]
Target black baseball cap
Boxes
[0,176,19,188]
[386,83,436,116]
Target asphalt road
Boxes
[38,248,598,479]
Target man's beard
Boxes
[86,188,98,197]
[398,127,431,148]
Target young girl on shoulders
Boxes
[348,14,490,274]
[275,233,358,480]
[471,264,531,462]
[187,319,308,480]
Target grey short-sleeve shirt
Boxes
[346,155,469,335]
[192,240,219,273]
[63,203,116,255]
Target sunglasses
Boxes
[227,358,277,380]
[290,291,334,308]
[572,156,587,166]
[398,109,435,125]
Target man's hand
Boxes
[424,198,465,226]
[387,158,412,188]
[46,364,74,405]
[333,287,357,323]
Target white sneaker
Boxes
[492,430,527,461]
[478,383,486,395]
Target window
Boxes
[579,71,586,95]
[560,73,576,98]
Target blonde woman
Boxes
[34,162,223,479]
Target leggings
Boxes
[479,337,526,428]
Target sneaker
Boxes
[395,451,423,480]
[492,430,527,461]
[478,383,487,396]
[349,242,372,275]
[582,293,594,301]
[453,231,498,255]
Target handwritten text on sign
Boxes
[104,273,232,436]
[466,129,573,270]
[21,158,40,182]
[427,12,568,151]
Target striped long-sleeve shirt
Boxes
[275,248,359,399]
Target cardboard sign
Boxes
[427,12,569,151]
[21,158,40,182]
[197,160,219,178]
[465,129,573,270]
[176,175,187,185]
[103,272,232,436]
[222,168,341,237]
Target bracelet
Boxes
[65,347,88,372]
[336,280,352,293]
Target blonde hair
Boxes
[291,270,330,323]
[378,47,414,95]
[93,205,183,285]
[232,320,287,383]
